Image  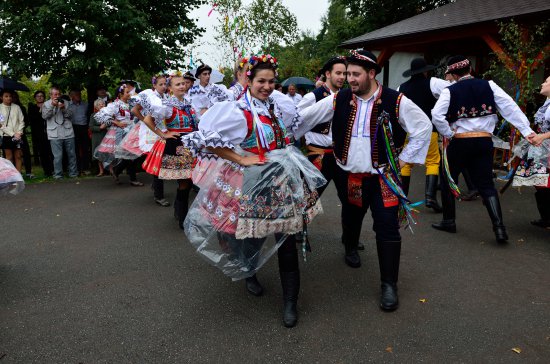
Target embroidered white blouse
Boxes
[299,84,432,173]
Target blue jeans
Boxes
[50,138,78,178]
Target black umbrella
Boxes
[281,77,315,89]
[0,77,30,92]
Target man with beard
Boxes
[300,50,432,311]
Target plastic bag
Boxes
[0,157,25,195]
[184,146,326,280]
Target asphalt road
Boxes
[1,171,549,363]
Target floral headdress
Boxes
[116,84,127,95]
[445,58,470,74]
[166,70,183,85]
[240,54,279,77]
[151,72,168,86]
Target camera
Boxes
[12,137,23,149]
[56,98,64,104]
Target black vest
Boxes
[447,78,496,123]
[310,85,333,135]
[332,87,406,167]
[399,76,437,132]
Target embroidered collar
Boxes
[163,96,192,109]
[458,75,475,82]
[237,94,277,117]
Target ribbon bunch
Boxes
[442,137,461,198]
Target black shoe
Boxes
[380,282,399,311]
[494,226,508,244]
[245,275,264,296]
[425,175,442,212]
[283,301,298,328]
[431,220,456,233]
[280,271,299,328]
[344,250,361,268]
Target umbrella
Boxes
[281,77,315,89]
[0,77,30,92]
[189,68,225,85]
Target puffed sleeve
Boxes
[94,102,118,126]
[207,84,232,107]
[137,90,171,122]
[181,101,248,154]
[270,90,313,138]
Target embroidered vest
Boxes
[447,78,496,123]
[310,85,333,135]
[332,87,406,167]
[165,106,197,133]
[241,109,290,155]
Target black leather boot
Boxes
[401,175,411,196]
[377,240,401,311]
[245,274,263,296]
[432,184,456,233]
[425,175,443,213]
[484,195,508,243]
[280,271,300,327]
[176,188,190,230]
[531,190,550,228]
[342,224,361,268]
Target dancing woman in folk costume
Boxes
[229,58,248,101]
[512,75,550,228]
[141,72,198,229]
[94,84,144,186]
[130,74,171,207]
[182,55,326,328]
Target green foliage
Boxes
[484,19,549,118]
[1,0,206,93]
[211,0,298,66]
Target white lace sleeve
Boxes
[94,102,118,126]
[181,101,248,154]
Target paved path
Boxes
[1,172,549,363]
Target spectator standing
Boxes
[0,89,25,171]
[41,87,78,179]
[89,99,108,176]
[27,90,54,177]
[68,89,90,175]
[287,84,302,106]
[11,91,34,178]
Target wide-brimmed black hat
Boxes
[320,56,347,76]
[346,50,381,74]
[195,64,212,78]
[445,55,471,74]
[183,71,196,81]
[402,58,437,77]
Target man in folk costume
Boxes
[431,55,536,243]
[300,50,432,311]
[188,64,231,116]
[398,58,451,212]
[298,56,367,253]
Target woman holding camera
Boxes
[0,89,25,172]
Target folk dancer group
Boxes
[86,50,547,329]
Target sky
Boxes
[188,0,330,68]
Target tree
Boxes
[209,0,297,67]
[1,0,206,94]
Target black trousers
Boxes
[307,149,336,197]
[114,159,137,181]
[73,125,90,172]
[219,233,299,274]
[38,132,54,176]
[152,176,164,199]
[442,137,496,199]
[333,166,401,244]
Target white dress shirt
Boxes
[287,93,303,106]
[298,87,334,147]
[431,78,534,138]
[299,84,432,173]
